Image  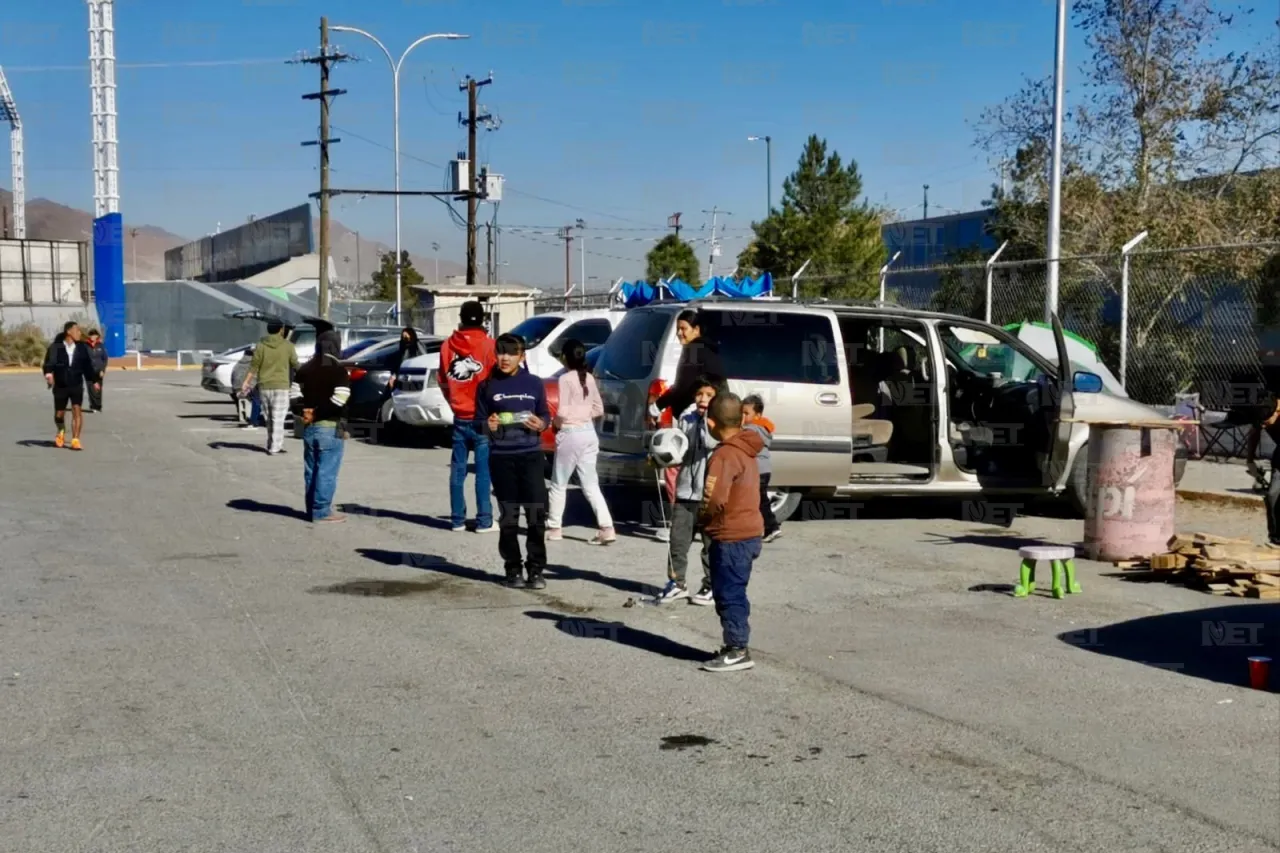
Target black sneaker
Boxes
[701,647,754,672]
[526,574,547,590]
[504,574,525,589]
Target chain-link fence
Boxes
[879,242,1279,410]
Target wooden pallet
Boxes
[1112,533,1280,598]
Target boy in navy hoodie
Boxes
[478,333,552,588]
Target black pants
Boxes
[87,376,103,411]
[490,451,548,576]
[759,473,780,535]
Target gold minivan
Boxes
[592,299,1186,521]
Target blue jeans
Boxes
[250,391,263,426]
[303,424,345,520]
[709,538,762,649]
[450,419,493,529]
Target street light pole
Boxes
[1044,0,1067,323]
[431,241,440,285]
[576,219,586,302]
[747,135,772,216]
[330,25,468,323]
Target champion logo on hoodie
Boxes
[447,354,485,382]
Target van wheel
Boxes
[768,489,802,523]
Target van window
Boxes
[595,310,672,380]
[703,310,840,385]
[510,316,563,349]
[554,318,613,354]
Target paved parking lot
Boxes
[2,372,1277,853]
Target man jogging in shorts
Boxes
[42,321,99,450]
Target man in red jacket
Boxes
[439,301,498,532]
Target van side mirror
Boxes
[1072,371,1103,394]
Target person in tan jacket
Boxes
[698,391,765,673]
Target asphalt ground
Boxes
[2,372,1277,853]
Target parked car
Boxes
[201,344,253,401]
[390,352,453,437]
[231,324,425,396]
[591,299,1188,521]
[541,345,604,456]
[507,310,625,378]
[342,335,442,424]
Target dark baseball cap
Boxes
[460,301,485,328]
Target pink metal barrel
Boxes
[1083,424,1178,562]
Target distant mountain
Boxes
[0,189,490,288]
[0,189,186,281]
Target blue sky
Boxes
[0,0,1252,287]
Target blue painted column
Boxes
[92,213,126,358]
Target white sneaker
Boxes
[689,585,715,607]
[451,525,467,533]
[546,528,563,541]
[655,527,671,543]
[475,524,498,534]
[654,580,688,603]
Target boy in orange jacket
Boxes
[742,394,781,543]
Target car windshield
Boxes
[290,327,316,350]
[509,316,563,349]
[940,325,1052,382]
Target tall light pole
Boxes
[431,240,440,285]
[1044,0,1067,323]
[330,25,468,322]
[747,135,771,216]
[575,218,586,300]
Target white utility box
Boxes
[449,158,470,194]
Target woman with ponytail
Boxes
[546,338,615,545]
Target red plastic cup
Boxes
[1248,657,1272,691]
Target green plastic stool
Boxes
[1014,545,1081,599]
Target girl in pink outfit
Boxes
[547,339,616,544]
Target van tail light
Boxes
[349,367,367,382]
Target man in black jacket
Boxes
[84,328,109,412]
[41,321,100,450]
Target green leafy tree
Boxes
[645,234,701,285]
[736,135,886,299]
[371,250,425,305]
[973,0,1280,403]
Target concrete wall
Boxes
[124,280,258,353]
[0,304,100,339]
[0,238,91,308]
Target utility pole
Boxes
[576,218,586,302]
[485,222,494,285]
[458,73,494,285]
[354,229,361,290]
[702,207,730,281]
[297,17,353,319]
[668,212,682,239]
[129,227,138,280]
[560,225,573,310]
[923,185,929,220]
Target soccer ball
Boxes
[648,428,688,468]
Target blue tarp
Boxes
[618,273,772,308]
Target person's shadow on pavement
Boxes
[208,441,268,453]
[523,610,709,662]
[226,498,309,521]
[340,504,456,531]
[357,547,502,585]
